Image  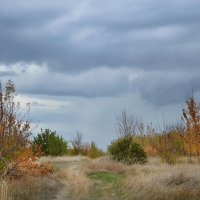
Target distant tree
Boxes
[116,109,140,137]
[69,132,105,158]
[71,131,83,155]
[33,129,68,156]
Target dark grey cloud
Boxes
[1,63,199,108]
[0,0,200,72]
[132,69,200,106]
[0,0,200,108]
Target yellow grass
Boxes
[2,156,200,200]
[82,156,200,200]
[57,168,91,200]
[0,180,8,200]
[125,161,200,200]
[83,156,131,174]
[0,175,61,200]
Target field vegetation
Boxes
[1,155,200,200]
[1,80,200,199]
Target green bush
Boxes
[33,129,68,156]
[108,136,147,165]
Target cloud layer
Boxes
[1,0,200,72]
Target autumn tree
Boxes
[0,80,54,179]
[182,96,200,162]
[0,80,31,178]
[138,120,186,164]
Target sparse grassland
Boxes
[53,156,200,200]
[2,156,200,200]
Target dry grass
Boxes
[2,156,200,200]
[0,175,62,200]
[0,180,9,200]
[57,168,91,200]
[124,160,200,200]
[82,156,200,200]
[83,156,131,174]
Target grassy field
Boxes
[1,156,200,200]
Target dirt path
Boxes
[55,179,70,200]
[55,164,81,200]
[45,157,89,200]
[40,156,126,200]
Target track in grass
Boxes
[87,172,127,200]
[48,157,128,200]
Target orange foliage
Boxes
[7,147,54,178]
[0,81,54,179]
[182,96,200,162]
[144,143,157,156]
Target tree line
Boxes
[0,80,104,179]
[109,96,200,164]
[33,129,104,158]
[1,79,200,180]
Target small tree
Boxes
[33,129,68,156]
[108,136,147,165]
[156,130,183,164]
[145,122,185,164]
[71,131,83,155]
[182,96,200,162]
[116,109,139,137]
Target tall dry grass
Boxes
[83,156,200,200]
[2,156,200,200]
[57,168,91,200]
[0,180,8,200]
[83,156,130,174]
[125,161,200,200]
[0,175,61,200]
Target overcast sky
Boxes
[0,0,200,149]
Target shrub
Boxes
[108,136,147,165]
[68,141,105,158]
[33,129,68,156]
[87,142,105,159]
[70,132,105,158]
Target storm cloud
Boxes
[0,0,200,72]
